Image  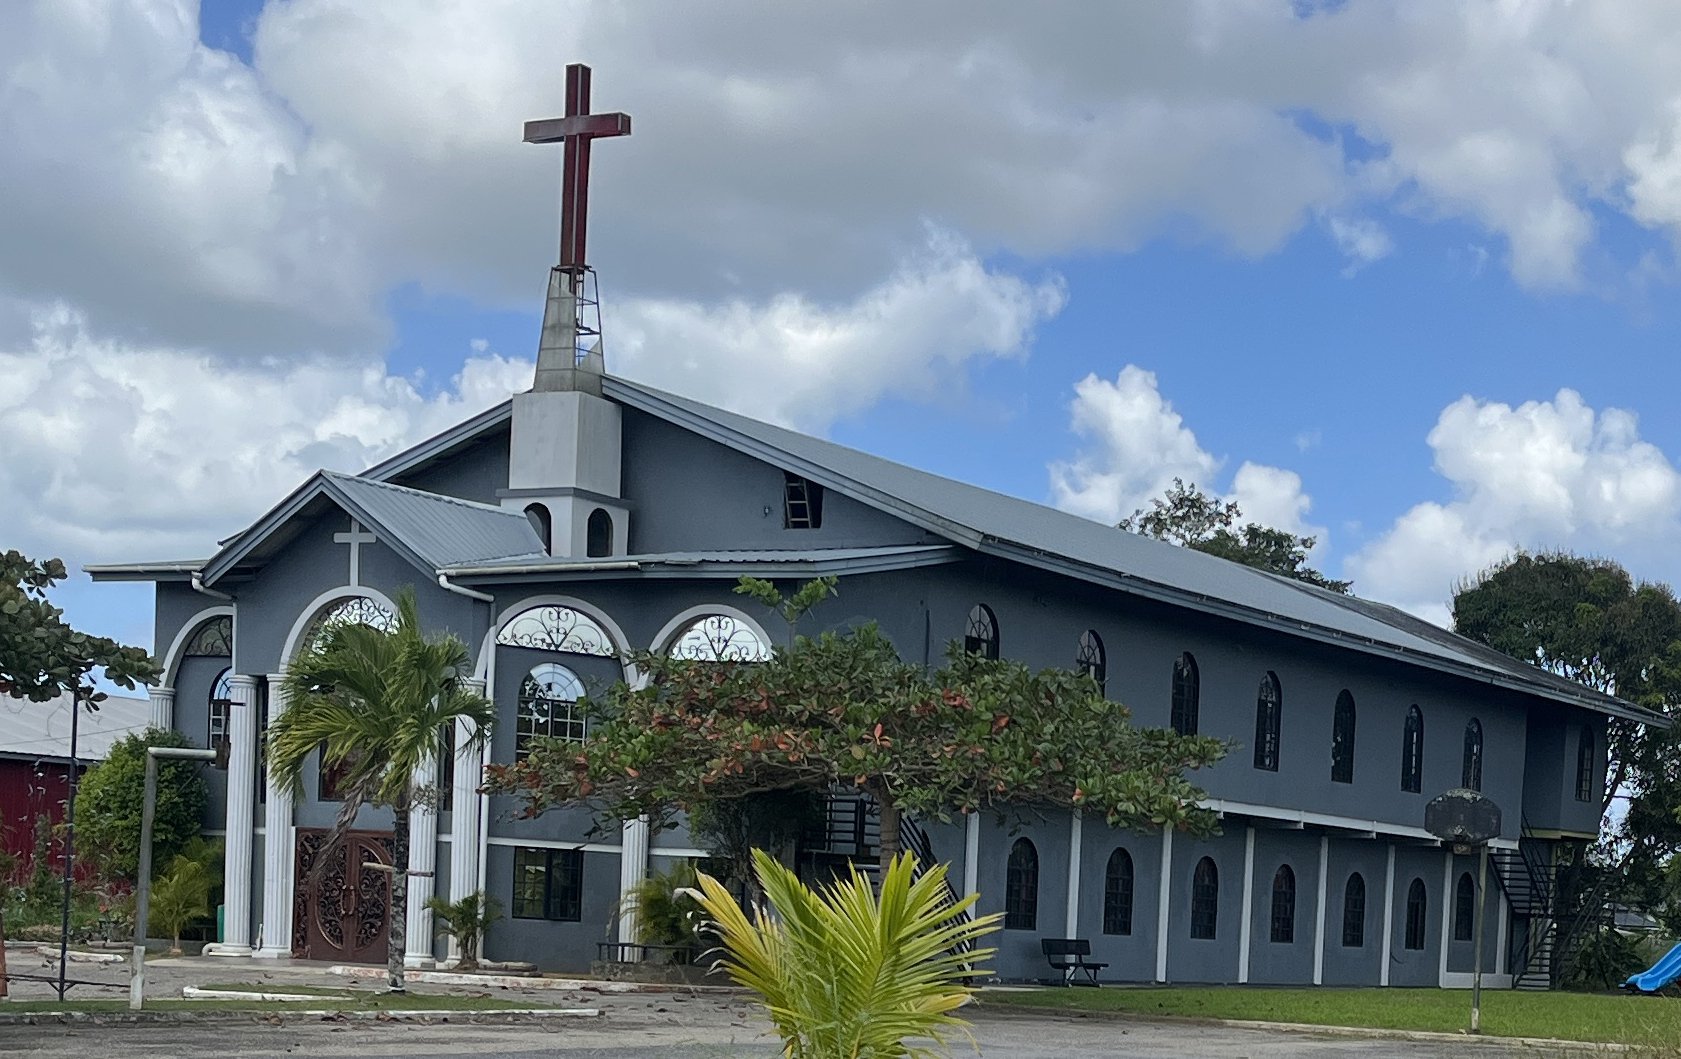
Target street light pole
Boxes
[129,746,218,1011]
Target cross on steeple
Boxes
[524,64,631,392]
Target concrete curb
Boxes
[969,1003,1635,1054]
[182,987,333,1002]
[0,1007,601,1027]
[327,964,741,994]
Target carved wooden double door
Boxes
[292,829,393,964]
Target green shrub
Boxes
[427,891,502,970]
[1564,927,1644,991]
[75,729,209,878]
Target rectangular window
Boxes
[511,847,584,922]
[515,700,586,761]
[783,473,824,529]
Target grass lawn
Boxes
[978,986,1681,1047]
[0,983,531,1015]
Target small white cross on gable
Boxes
[333,520,377,587]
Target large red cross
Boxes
[524,64,632,271]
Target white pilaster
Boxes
[1313,834,1330,986]
[254,674,295,958]
[207,673,257,955]
[1495,886,1508,979]
[405,750,440,967]
[1380,844,1396,987]
[1064,810,1083,939]
[1438,851,1454,986]
[148,686,175,730]
[1155,825,1173,983]
[617,817,651,946]
[1238,826,1255,984]
[962,813,980,899]
[447,689,487,965]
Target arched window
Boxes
[1171,653,1200,736]
[1103,848,1133,936]
[1190,857,1219,940]
[303,596,397,654]
[524,503,552,553]
[516,663,586,760]
[1404,878,1428,950]
[1401,705,1424,794]
[1331,690,1356,783]
[669,614,773,662]
[1454,872,1476,942]
[1462,719,1484,791]
[964,604,999,660]
[1005,839,1039,931]
[1576,727,1597,802]
[184,616,232,657]
[1270,865,1296,943]
[1254,671,1281,771]
[1076,630,1106,696]
[1342,873,1366,948]
[586,508,613,558]
[497,605,617,655]
[209,667,233,757]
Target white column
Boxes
[1064,810,1083,939]
[207,673,257,955]
[1380,844,1396,987]
[447,688,487,966]
[404,749,439,967]
[147,686,175,730]
[1495,886,1509,979]
[617,817,651,946]
[254,673,295,958]
[962,813,981,899]
[1155,825,1173,983]
[1438,850,1454,986]
[1312,834,1330,986]
[1237,826,1255,984]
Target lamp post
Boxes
[129,745,220,1011]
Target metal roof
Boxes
[0,693,152,763]
[444,544,960,580]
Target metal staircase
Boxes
[1488,819,1615,990]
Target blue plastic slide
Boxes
[1625,940,1681,993]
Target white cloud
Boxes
[1048,367,1326,552]
[1348,389,1681,621]
[1325,215,1394,276]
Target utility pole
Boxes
[129,745,220,1011]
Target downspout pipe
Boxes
[191,572,234,601]
[437,573,494,603]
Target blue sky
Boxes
[9,1,1681,663]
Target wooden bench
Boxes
[1041,938,1107,986]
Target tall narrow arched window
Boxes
[1103,848,1134,936]
[1342,873,1366,948]
[1270,865,1296,943]
[524,503,552,554]
[516,663,586,761]
[1462,719,1484,791]
[1576,726,1597,802]
[1331,690,1356,783]
[1404,878,1428,950]
[964,604,999,660]
[1254,671,1281,771]
[1401,705,1424,793]
[586,508,613,558]
[1076,630,1106,696]
[209,667,233,758]
[1190,857,1219,939]
[1171,653,1200,736]
[1005,838,1038,930]
[1454,872,1476,942]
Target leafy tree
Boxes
[426,891,501,971]
[696,848,998,1059]
[488,579,1226,875]
[1,550,157,701]
[269,587,494,992]
[689,790,824,902]
[1120,479,1351,593]
[75,728,209,880]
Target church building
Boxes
[88,66,1658,988]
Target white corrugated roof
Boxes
[0,692,152,763]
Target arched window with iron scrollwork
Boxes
[668,614,773,663]
[303,596,397,654]
[184,616,232,657]
[516,663,587,760]
[1075,629,1106,696]
[964,604,999,660]
[497,605,618,656]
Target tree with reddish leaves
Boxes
[486,579,1226,874]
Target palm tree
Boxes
[270,588,494,992]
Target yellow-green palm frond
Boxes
[696,848,999,1059]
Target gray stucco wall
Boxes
[483,845,619,971]
[1389,846,1446,987]
[390,428,511,507]
[1075,822,1160,983]
[173,655,229,832]
[1246,829,1322,985]
[1523,707,1605,835]
[1319,837,1390,986]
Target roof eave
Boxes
[444,545,961,584]
[84,562,204,583]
